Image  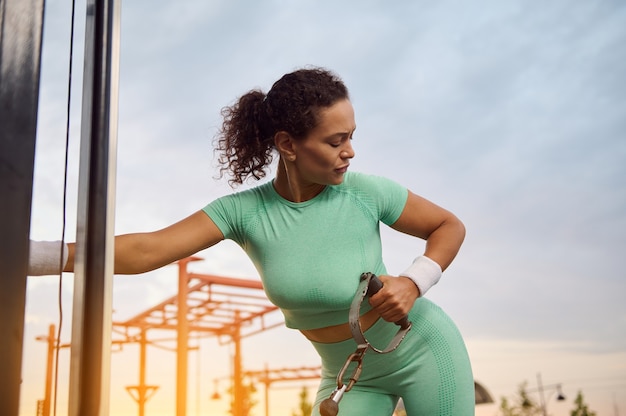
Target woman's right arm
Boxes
[64,210,224,275]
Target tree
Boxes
[292,386,313,416]
[570,391,596,416]
[229,379,258,416]
[498,382,542,416]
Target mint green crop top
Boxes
[202,171,409,330]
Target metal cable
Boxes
[53,0,78,414]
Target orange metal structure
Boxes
[112,257,283,416]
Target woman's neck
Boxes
[273,159,325,203]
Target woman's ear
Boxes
[274,131,296,161]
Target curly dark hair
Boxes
[215,67,349,186]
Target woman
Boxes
[30,67,475,415]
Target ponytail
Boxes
[215,90,275,186]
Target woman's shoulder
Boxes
[341,171,403,191]
[205,180,274,212]
[337,171,408,223]
[221,179,275,200]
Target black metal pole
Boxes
[68,0,120,415]
[0,0,46,414]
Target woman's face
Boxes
[292,98,356,186]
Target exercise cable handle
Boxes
[319,272,412,416]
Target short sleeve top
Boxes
[202,171,408,330]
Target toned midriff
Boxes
[299,308,381,343]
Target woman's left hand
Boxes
[368,275,419,323]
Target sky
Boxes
[20,0,625,415]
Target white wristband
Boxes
[28,240,68,276]
[399,255,442,297]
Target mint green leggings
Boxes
[311,298,475,416]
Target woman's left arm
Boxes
[391,190,466,271]
[369,190,465,323]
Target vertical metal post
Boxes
[263,363,270,416]
[233,311,243,416]
[125,328,159,416]
[35,324,57,416]
[177,259,190,416]
[139,329,147,416]
[68,0,121,415]
[0,0,45,414]
[43,324,55,416]
[537,373,547,416]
